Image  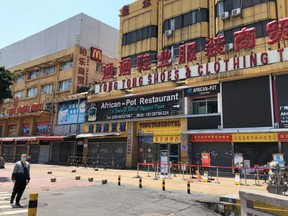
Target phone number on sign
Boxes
[145,111,170,117]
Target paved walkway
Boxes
[1,162,268,197]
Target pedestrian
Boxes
[10,154,30,207]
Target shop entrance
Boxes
[153,143,180,164]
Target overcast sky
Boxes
[0,0,135,49]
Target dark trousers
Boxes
[11,181,26,203]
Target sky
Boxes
[0,0,135,49]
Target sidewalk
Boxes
[1,162,268,197]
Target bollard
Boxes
[50,177,56,182]
[187,181,190,194]
[162,178,165,191]
[47,170,52,174]
[147,164,151,177]
[71,169,76,173]
[102,178,107,184]
[135,163,140,178]
[28,193,38,216]
[118,175,121,186]
[139,177,142,188]
[215,166,220,184]
[153,163,158,180]
[243,168,249,186]
[75,175,81,180]
[88,177,94,182]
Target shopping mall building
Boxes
[82,0,288,169]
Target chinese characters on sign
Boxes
[77,47,90,90]
[102,63,114,80]
[205,35,225,57]
[7,103,44,115]
[266,18,288,45]
[119,58,131,76]
[232,133,278,142]
[191,134,232,142]
[84,122,126,133]
[234,27,256,51]
[121,5,129,16]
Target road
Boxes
[1,183,220,215]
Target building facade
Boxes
[0,13,119,163]
[82,0,288,170]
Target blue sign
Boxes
[57,100,85,125]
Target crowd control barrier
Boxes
[136,162,271,186]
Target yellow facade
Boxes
[0,45,117,158]
[86,0,288,168]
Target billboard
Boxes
[85,90,184,122]
[57,100,85,125]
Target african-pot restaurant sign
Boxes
[96,17,288,93]
[86,90,183,121]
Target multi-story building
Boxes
[82,0,288,170]
[0,13,119,163]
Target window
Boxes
[41,84,54,94]
[59,79,71,91]
[27,87,38,97]
[29,70,40,79]
[122,25,158,45]
[96,62,102,72]
[44,66,55,76]
[14,91,24,99]
[192,97,218,115]
[60,60,73,71]
[16,74,24,83]
[164,8,209,31]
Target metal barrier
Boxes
[136,162,271,186]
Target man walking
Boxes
[10,154,30,207]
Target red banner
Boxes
[201,152,211,167]
[191,134,232,142]
[278,132,288,142]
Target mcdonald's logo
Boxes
[90,47,102,62]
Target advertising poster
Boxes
[22,123,30,136]
[57,100,85,125]
[201,152,211,167]
[160,150,169,176]
[234,153,244,167]
[273,153,285,167]
[36,122,50,135]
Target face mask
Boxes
[21,157,27,161]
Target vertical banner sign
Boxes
[201,152,211,167]
[160,150,169,177]
[126,122,133,156]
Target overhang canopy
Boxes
[0,136,64,142]
[76,132,122,139]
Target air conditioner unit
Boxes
[225,43,234,51]
[231,8,241,17]
[165,29,173,37]
[220,11,229,20]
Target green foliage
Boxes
[0,67,15,102]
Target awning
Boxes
[0,136,64,142]
[36,136,64,141]
[0,137,15,142]
[76,132,122,139]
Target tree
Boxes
[0,67,15,102]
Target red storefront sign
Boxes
[7,103,43,115]
[278,132,288,142]
[191,134,232,142]
[201,152,211,167]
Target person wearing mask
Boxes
[10,154,30,207]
